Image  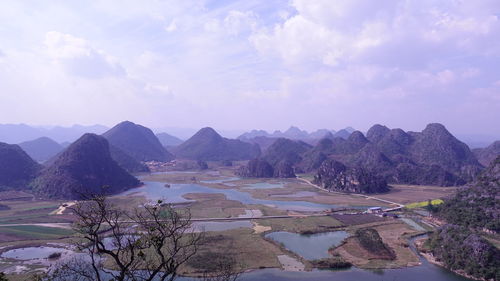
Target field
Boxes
[374,184,457,205]
[405,199,444,209]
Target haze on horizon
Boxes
[0,0,499,136]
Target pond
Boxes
[1,247,72,260]
[119,181,373,211]
[265,231,350,260]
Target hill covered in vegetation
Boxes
[31,134,140,199]
[436,155,499,232]
[428,224,499,280]
[473,140,500,167]
[173,127,260,161]
[18,136,64,163]
[103,121,174,162]
[0,142,41,190]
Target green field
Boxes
[405,199,443,209]
[0,225,73,240]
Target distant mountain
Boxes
[238,126,354,142]
[314,159,389,193]
[240,136,278,153]
[0,142,41,190]
[0,123,108,143]
[103,121,174,162]
[31,134,140,199]
[18,137,64,163]
[156,132,184,147]
[237,130,269,140]
[173,127,261,161]
[263,138,312,166]
[472,140,500,166]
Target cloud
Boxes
[44,31,125,79]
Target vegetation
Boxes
[310,256,351,269]
[428,224,500,280]
[355,228,395,260]
[405,199,443,209]
[435,156,500,232]
[51,196,204,281]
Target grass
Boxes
[405,199,444,209]
[256,216,343,234]
[0,225,73,240]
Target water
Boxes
[1,247,72,260]
[200,177,240,184]
[265,231,350,260]
[400,218,426,231]
[119,181,373,211]
[243,182,285,189]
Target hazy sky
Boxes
[0,0,499,135]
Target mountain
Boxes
[332,129,351,139]
[314,159,389,193]
[103,121,174,162]
[309,129,336,139]
[108,145,149,173]
[300,123,483,186]
[240,136,278,153]
[263,138,312,166]
[236,158,274,178]
[0,123,108,143]
[31,134,140,199]
[0,142,41,190]
[156,132,184,147]
[173,127,261,161]
[277,126,309,139]
[18,137,64,163]
[472,140,500,166]
[237,130,269,140]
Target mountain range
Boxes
[172,127,261,161]
[239,123,487,187]
[0,123,108,143]
[238,126,356,143]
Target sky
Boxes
[0,0,499,136]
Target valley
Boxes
[0,164,474,280]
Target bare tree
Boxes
[50,196,202,281]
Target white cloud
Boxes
[44,31,125,79]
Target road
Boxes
[296,176,405,211]
[0,213,330,229]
